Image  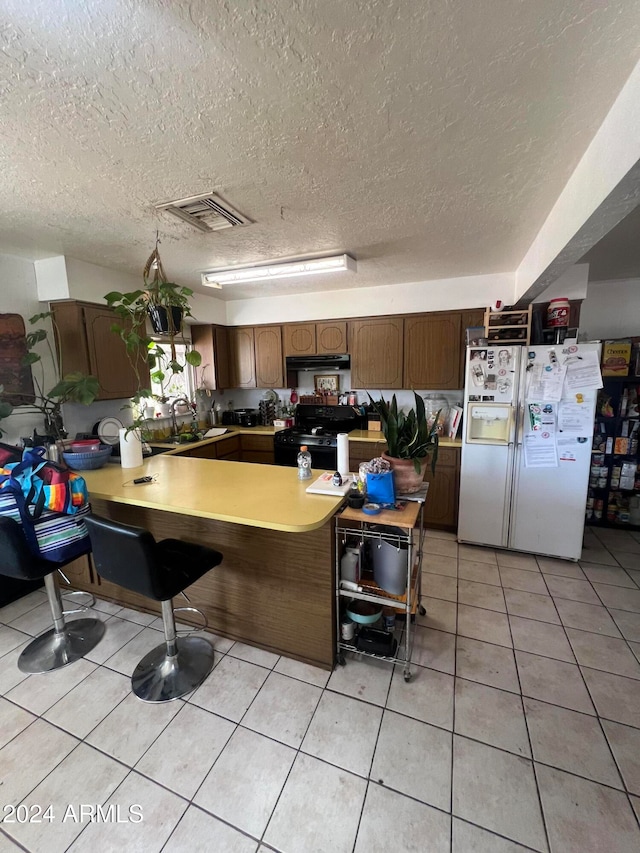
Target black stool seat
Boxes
[85,515,223,702]
[0,517,105,673]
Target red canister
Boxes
[546,297,570,327]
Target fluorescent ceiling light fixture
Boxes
[201,253,356,287]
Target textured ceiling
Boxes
[1,0,640,300]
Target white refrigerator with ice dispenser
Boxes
[458,342,601,561]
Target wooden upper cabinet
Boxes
[283,321,347,356]
[316,321,347,353]
[228,327,256,388]
[458,308,486,387]
[191,324,231,390]
[284,323,316,356]
[254,325,284,388]
[349,317,403,389]
[403,312,462,390]
[51,301,147,400]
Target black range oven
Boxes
[273,404,364,469]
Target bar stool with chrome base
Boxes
[85,514,223,703]
[0,517,106,673]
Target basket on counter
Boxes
[62,445,113,470]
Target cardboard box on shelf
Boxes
[602,340,631,376]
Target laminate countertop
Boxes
[82,455,343,533]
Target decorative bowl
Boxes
[62,445,113,470]
[346,600,383,625]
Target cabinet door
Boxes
[56,555,96,593]
[423,447,459,531]
[228,327,256,388]
[349,318,403,389]
[348,440,386,472]
[284,323,316,356]
[254,325,284,388]
[191,324,231,390]
[316,321,347,353]
[83,305,148,399]
[403,313,462,390]
[458,309,486,387]
[188,442,217,459]
[216,435,241,460]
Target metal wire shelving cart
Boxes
[335,485,428,682]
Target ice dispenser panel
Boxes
[466,404,512,444]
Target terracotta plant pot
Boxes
[382,452,428,495]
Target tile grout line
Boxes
[449,547,460,851]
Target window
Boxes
[148,339,195,401]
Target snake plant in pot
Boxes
[368,391,439,494]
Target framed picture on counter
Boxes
[314,374,340,394]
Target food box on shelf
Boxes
[602,340,631,376]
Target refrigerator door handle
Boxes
[515,402,525,447]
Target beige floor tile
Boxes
[274,655,331,688]
[0,697,36,750]
[458,579,506,612]
[0,640,31,695]
[456,636,519,693]
[496,551,540,571]
[631,640,640,663]
[86,691,181,765]
[7,744,128,853]
[580,546,620,567]
[628,568,640,585]
[426,537,459,559]
[0,829,26,850]
[537,764,639,853]
[455,678,530,757]
[457,604,512,647]
[516,651,595,714]
[452,818,533,852]
[44,666,130,739]
[453,735,546,850]
[458,544,497,565]
[422,572,458,602]
[613,552,640,570]
[416,596,457,633]
[632,795,640,823]
[302,691,382,776]
[545,575,600,605]
[189,654,269,721]
[609,608,640,642]
[524,698,622,788]
[84,615,145,664]
[426,528,458,541]
[90,597,123,616]
[581,563,638,588]
[499,567,548,595]
[242,671,321,748]
[0,718,78,806]
[566,628,640,679]
[594,583,640,613]
[67,771,187,853]
[5,657,96,716]
[113,605,158,627]
[356,783,451,853]
[195,726,295,838]
[388,663,454,730]
[136,703,235,799]
[504,589,560,624]
[554,598,621,637]
[0,625,31,658]
[423,553,458,576]
[459,559,501,586]
[410,625,456,673]
[0,590,47,624]
[264,753,366,853]
[602,720,640,796]
[164,806,257,853]
[327,653,393,707]
[372,710,452,811]
[538,557,586,578]
[102,625,164,675]
[509,615,575,663]
[227,641,280,669]
[581,667,640,728]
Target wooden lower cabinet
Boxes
[56,554,95,593]
[215,435,241,461]
[186,442,217,460]
[349,439,387,472]
[239,434,274,465]
[423,447,460,531]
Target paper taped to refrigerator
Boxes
[562,350,603,392]
[525,362,566,402]
[557,402,593,436]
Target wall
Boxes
[225,272,514,326]
[579,278,640,341]
[533,264,589,303]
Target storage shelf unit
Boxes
[335,486,428,682]
[588,375,640,529]
[483,306,532,345]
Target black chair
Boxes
[84,515,223,703]
[0,517,105,673]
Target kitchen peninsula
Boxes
[80,453,344,669]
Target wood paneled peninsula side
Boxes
[81,455,343,669]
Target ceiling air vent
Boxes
[155,192,251,233]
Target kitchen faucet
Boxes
[170,397,192,437]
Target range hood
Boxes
[286,353,350,372]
